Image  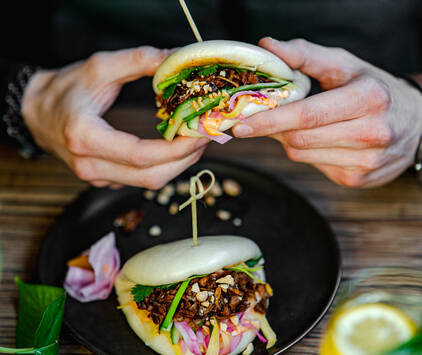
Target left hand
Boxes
[233,37,422,188]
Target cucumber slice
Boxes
[187,116,199,130]
[171,324,182,344]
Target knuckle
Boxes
[356,121,395,148]
[358,151,383,170]
[84,52,108,78]
[63,123,84,155]
[300,103,326,129]
[285,146,301,162]
[331,46,349,58]
[337,171,367,188]
[142,176,167,190]
[71,158,96,181]
[290,38,309,49]
[364,77,392,112]
[286,132,311,149]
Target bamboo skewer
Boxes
[178,0,203,42]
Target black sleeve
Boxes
[0,60,32,146]
[0,1,55,146]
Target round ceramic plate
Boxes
[38,159,341,355]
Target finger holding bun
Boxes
[153,40,310,143]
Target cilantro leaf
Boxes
[131,283,178,303]
[245,255,263,267]
[196,64,219,77]
[159,282,178,290]
[179,67,195,81]
[162,84,177,99]
[131,285,155,303]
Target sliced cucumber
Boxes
[187,116,199,130]
[170,324,182,344]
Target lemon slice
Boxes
[320,303,417,355]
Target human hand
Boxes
[233,38,422,188]
[22,46,208,189]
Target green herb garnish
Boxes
[197,64,219,77]
[131,282,178,303]
[157,67,195,91]
[161,83,177,99]
[245,255,263,268]
[226,265,265,284]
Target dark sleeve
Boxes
[0,0,55,146]
[0,60,29,146]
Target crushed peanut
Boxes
[216,275,235,286]
[196,291,208,302]
[216,209,231,221]
[205,195,215,206]
[143,190,156,200]
[169,202,179,215]
[201,301,210,308]
[191,282,200,293]
[223,179,242,196]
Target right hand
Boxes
[22,46,209,189]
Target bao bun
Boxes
[152,40,311,138]
[115,236,265,355]
[121,235,261,285]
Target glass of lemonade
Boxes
[319,267,422,355]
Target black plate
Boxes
[38,159,341,355]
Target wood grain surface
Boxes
[1,108,422,354]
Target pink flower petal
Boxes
[64,232,120,303]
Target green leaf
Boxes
[161,84,177,99]
[159,282,178,290]
[383,330,422,355]
[197,64,219,77]
[0,279,67,355]
[131,285,155,303]
[33,294,66,349]
[245,255,263,268]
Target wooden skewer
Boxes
[178,0,203,42]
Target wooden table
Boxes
[1,107,422,354]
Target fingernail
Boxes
[233,124,253,138]
[196,137,210,148]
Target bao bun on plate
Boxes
[115,236,267,355]
[153,40,311,139]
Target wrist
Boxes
[2,65,45,158]
[404,74,422,177]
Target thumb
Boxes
[87,46,171,84]
[258,37,363,89]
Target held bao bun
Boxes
[115,236,266,355]
[153,40,311,139]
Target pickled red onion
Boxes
[64,232,120,302]
[228,91,267,111]
[197,122,232,144]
